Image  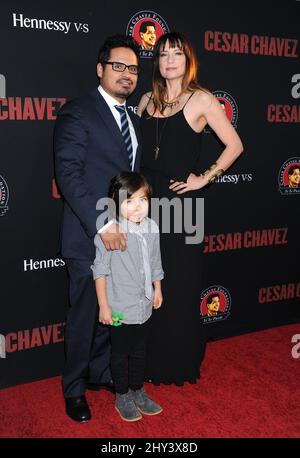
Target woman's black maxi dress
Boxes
[140,102,206,385]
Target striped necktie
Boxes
[115,105,133,170]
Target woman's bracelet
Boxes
[203,162,217,176]
[208,168,225,183]
[202,163,225,184]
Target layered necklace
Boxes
[161,98,180,111]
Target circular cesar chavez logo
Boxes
[0,175,9,216]
[126,10,169,58]
[278,157,300,195]
[200,285,231,324]
[205,90,238,133]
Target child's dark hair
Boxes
[108,172,152,221]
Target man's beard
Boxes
[115,87,132,99]
[115,78,134,100]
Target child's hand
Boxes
[99,305,113,325]
[153,290,163,309]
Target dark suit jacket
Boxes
[54,88,142,260]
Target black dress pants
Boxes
[62,259,111,398]
[110,318,151,394]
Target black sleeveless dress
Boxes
[141,100,206,385]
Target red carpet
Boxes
[0,323,299,438]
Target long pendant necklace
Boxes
[154,116,169,160]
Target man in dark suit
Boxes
[54,35,141,422]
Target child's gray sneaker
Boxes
[115,392,142,422]
[131,387,163,415]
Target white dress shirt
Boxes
[97,85,138,233]
[98,85,137,168]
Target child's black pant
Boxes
[110,317,151,394]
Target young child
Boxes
[91,171,164,422]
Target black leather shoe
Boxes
[86,381,115,393]
[65,395,91,423]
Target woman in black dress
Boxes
[137,32,243,385]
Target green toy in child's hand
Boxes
[112,312,124,327]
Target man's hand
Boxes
[100,223,127,251]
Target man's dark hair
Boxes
[288,165,300,175]
[206,293,220,305]
[139,21,156,35]
[108,171,152,221]
[98,34,139,67]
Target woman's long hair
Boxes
[152,32,205,114]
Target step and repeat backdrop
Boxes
[0,1,299,388]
